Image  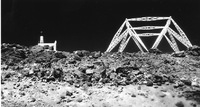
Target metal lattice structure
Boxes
[106,16,193,52]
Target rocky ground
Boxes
[1,43,200,107]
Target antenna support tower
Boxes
[106,16,192,52]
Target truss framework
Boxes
[106,16,192,52]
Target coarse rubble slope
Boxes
[1,43,200,107]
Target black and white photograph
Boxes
[1,0,200,106]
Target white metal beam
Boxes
[106,29,128,52]
[118,32,128,52]
[171,18,192,47]
[168,31,179,51]
[137,33,160,37]
[126,21,148,51]
[164,34,179,52]
[118,35,131,52]
[151,17,171,49]
[131,36,144,52]
[106,21,127,52]
[128,17,169,21]
[167,27,191,48]
[132,26,164,30]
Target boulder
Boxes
[172,51,186,57]
[30,45,44,53]
[149,48,162,54]
[74,50,90,57]
[85,69,94,74]
[54,52,67,59]
[186,45,200,56]
[90,51,101,58]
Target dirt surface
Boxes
[1,43,200,107]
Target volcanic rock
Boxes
[186,45,200,56]
[1,43,200,107]
[172,51,186,57]
[149,48,162,54]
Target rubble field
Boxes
[1,43,200,107]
